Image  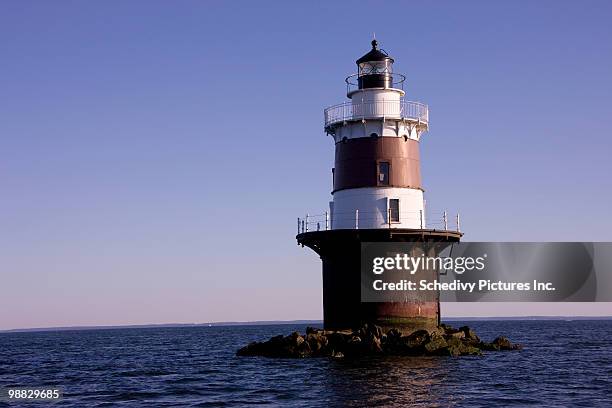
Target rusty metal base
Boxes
[297,228,462,333]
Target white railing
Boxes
[297,210,460,234]
[324,100,428,130]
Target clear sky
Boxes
[1,1,611,330]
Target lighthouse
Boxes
[297,40,462,332]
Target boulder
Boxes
[306,332,328,354]
[349,335,362,344]
[479,341,500,351]
[447,331,465,340]
[449,344,482,357]
[236,324,520,358]
[326,331,351,354]
[386,328,402,340]
[424,334,448,354]
[368,335,383,353]
[428,327,446,338]
[296,338,311,357]
[439,323,453,332]
[445,337,482,357]
[463,345,482,355]
[306,326,322,335]
[289,332,304,347]
[402,329,430,349]
[439,323,466,340]
[343,335,364,356]
[459,326,480,344]
[236,341,259,356]
[358,323,383,340]
[492,336,522,350]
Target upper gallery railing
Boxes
[324,100,429,131]
[297,210,460,234]
[345,73,406,94]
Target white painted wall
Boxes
[350,88,402,119]
[330,187,425,230]
[333,120,421,142]
[331,88,424,142]
[350,88,403,103]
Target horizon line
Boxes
[2,316,611,334]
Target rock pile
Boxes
[237,323,521,358]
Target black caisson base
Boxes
[297,228,462,332]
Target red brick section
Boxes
[333,137,422,192]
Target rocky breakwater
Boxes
[237,323,522,358]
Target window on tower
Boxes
[389,199,400,223]
[378,162,390,186]
[332,167,335,189]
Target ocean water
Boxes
[0,320,610,407]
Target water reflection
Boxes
[320,356,456,407]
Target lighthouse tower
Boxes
[297,40,462,332]
[328,39,428,230]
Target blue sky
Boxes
[1,1,611,329]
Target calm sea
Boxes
[0,320,610,407]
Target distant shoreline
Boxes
[2,316,611,334]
